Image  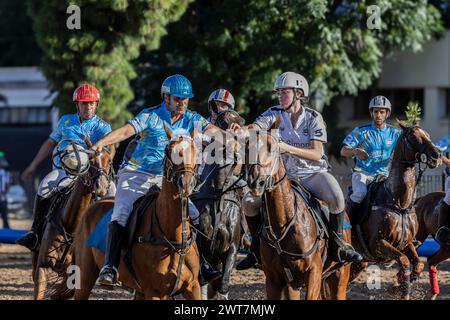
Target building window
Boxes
[353,88,424,119]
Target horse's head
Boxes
[245,118,282,197]
[88,145,115,198]
[397,120,442,169]
[215,110,245,130]
[164,124,199,197]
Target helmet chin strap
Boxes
[283,89,300,112]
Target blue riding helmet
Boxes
[161,74,194,99]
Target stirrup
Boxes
[98,266,121,287]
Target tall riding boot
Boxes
[98,221,125,287]
[15,195,50,251]
[0,201,9,229]
[236,214,261,270]
[435,201,450,246]
[330,211,363,263]
[346,198,363,225]
[195,227,222,284]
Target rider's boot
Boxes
[346,198,363,225]
[98,220,125,287]
[15,195,49,251]
[435,201,450,246]
[236,214,261,270]
[330,211,363,263]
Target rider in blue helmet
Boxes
[91,74,235,287]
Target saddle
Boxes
[124,185,161,251]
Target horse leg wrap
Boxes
[399,268,412,296]
[429,266,440,296]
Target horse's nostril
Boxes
[258,180,265,187]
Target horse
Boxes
[242,120,351,300]
[72,125,201,300]
[349,121,442,300]
[191,110,245,299]
[415,191,449,299]
[32,138,115,299]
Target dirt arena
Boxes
[1,218,449,300]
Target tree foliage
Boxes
[27,0,192,127]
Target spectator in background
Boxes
[0,151,11,229]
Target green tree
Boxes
[27,0,192,127]
[133,0,446,154]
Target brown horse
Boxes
[32,138,114,299]
[243,123,351,300]
[415,191,449,299]
[72,125,201,300]
[349,121,442,299]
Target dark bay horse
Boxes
[72,125,201,300]
[33,138,115,299]
[415,191,449,299]
[191,110,245,299]
[243,121,351,300]
[350,121,442,299]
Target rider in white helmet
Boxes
[236,72,363,270]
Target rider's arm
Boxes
[341,145,360,158]
[442,156,450,166]
[280,140,323,161]
[92,124,136,152]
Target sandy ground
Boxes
[1,218,449,300]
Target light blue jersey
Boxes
[50,113,112,168]
[342,123,401,176]
[435,135,449,154]
[122,102,209,174]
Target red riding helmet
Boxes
[73,83,100,102]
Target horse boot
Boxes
[98,220,125,287]
[330,211,363,263]
[435,201,450,246]
[15,195,50,251]
[236,214,261,270]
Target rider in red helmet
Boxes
[16,83,113,251]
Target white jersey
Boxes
[254,105,330,178]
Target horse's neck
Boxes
[265,165,295,232]
[385,143,416,209]
[62,179,92,231]
[155,178,188,242]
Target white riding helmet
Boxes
[369,95,391,112]
[208,89,235,112]
[274,72,309,97]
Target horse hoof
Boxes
[217,292,229,300]
[201,284,208,300]
[430,294,438,300]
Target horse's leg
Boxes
[182,280,202,300]
[376,240,412,300]
[134,291,145,300]
[34,267,50,300]
[265,277,283,300]
[73,248,99,300]
[324,265,351,300]
[305,265,322,300]
[283,285,300,300]
[218,244,238,299]
[427,248,450,300]
[403,242,424,281]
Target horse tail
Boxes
[215,224,230,253]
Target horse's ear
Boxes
[164,122,173,140]
[396,118,407,130]
[84,135,93,148]
[270,115,281,130]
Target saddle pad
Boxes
[86,208,113,253]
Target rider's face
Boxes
[277,88,301,112]
[211,101,230,118]
[370,108,389,127]
[165,95,189,116]
[77,101,98,120]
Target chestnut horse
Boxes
[415,192,449,299]
[72,126,201,300]
[349,122,442,299]
[243,123,351,300]
[33,138,114,299]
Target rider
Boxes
[16,83,112,250]
[434,134,450,245]
[236,72,363,270]
[340,96,402,221]
[91,75,230,287]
